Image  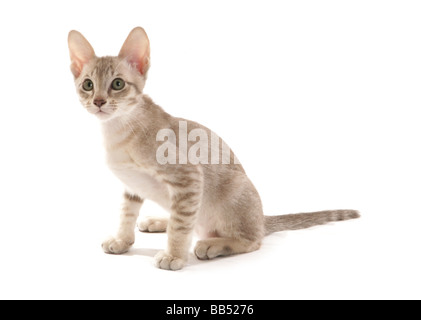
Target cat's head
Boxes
[68,27,150,121]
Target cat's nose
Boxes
[94,98,107,108]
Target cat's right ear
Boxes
[119,27,150,76]
[68,30,96,79]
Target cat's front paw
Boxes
[154,251,185,271]
[102,236,134,254]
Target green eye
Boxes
[82,79,94,91]
[112,78,125,91]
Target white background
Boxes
[0,0,420,300]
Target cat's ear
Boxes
[68,30,96,78]
[119,27,150,75]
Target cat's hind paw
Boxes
[194,239,235,260]
[154,251,184,271]
[138,216,168,233]
[102,236,133,254]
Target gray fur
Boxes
[264,210,360,236]
[68,27,360,271]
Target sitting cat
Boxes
[68,27,359,270]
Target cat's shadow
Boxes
[123,247,160,258]
[120,248,206,266]
[120,232,289,267]
[121,248,229,266]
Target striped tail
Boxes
[264,209,360,236]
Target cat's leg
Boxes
[194,176,265,260]
[154,166,203,271]
[194,238,261,260]
[138,216,168,233]
[102,191,143,254]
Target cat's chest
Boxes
[105,148,171,210]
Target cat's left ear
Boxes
[68,30,96,78]
[119,27,150,75]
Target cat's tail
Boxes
[264,209,360,236]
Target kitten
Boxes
[68,27,360,271]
